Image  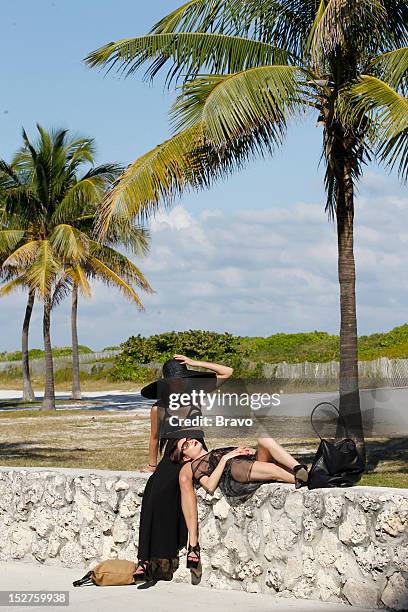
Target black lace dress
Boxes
[137,378,216,562]
[190,447,277,498]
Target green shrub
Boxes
[239,331,339,363]
[120,330,240,364]
[110,330,241,381]
[108,362,158,383]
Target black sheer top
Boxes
[190,447,269,498]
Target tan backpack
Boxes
[73,559,139,587]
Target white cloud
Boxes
[1,175,407,351]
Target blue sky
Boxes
[1,1,407,351]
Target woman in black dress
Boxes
[134,355,233,580]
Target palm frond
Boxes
[304,0,326,56]
[83,162,122,182]
[2,240,41,269]
[368,47,408,94]
[151,0,316,44]
[0,275,27,297]
[51,177,105,225]
[96,124,208,233]
[339,75,408,181]
[51,275,73,308]
[151,0,334,61]
[379,0,408,51]
[50,224,89,263]
[88,240,153,293]
[377,128,408,182]
[151,0,225,34]
[85,31,290,84]
[348,75,408,139]
[105,223,151,257]
[171,65,304,145]
[68,265,92,298]
[0,230,26,255]
[87,255,145,309]
[25,240,61,298]
[309,0,387,68]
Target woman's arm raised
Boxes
[173,355,233,380]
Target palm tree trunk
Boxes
[22,290,35,402]
[71,284,81,400]
[41,293,56,410]
[334,138,366,464]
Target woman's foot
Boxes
[187,543,200,569]
[134,560,150,582]
[293,464,309,489]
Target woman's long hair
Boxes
[157,378,208,454]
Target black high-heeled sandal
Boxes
[186,543,200,569]
[134,560,151,583]
[293,463,309,489]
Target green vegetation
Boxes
[3,325,408,385]
[110,330,242,380]
[0,345,94,361]
[117,330,240,363]
[242,324,408,363]
[107,325,408,381]
[240,331,339,364]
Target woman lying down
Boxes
[170,436,309,568]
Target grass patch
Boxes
[359,473,408,488]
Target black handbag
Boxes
[307,401,365,489]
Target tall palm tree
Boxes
[66,223,150,400]
[87,0,408,461]
[50,174,151,400]
[0,181,36,401]
[0,125,153,410]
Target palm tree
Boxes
[87,0,408,461]
[67,224,150,400]
[51,176,151,400]
[0,125,153,409]
[0,177,36,401]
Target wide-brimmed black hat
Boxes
[140,358,216,399]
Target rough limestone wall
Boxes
[0,467,407,610]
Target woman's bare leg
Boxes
[249,437,308,483]
[249,460,296,483]
[179,464,199,563]
[256,437,300,470]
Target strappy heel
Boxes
[134,560,151,583]
[186,543,200,569]
[293,463,309,489]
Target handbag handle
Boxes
[310,401,349,440]
[73,570,94,587]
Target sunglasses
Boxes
[180,437,194,453]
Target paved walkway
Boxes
[0,561,378,612]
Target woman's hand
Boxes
[223,447,255,462]
[140,464,156,473]
[174,354,195,366]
